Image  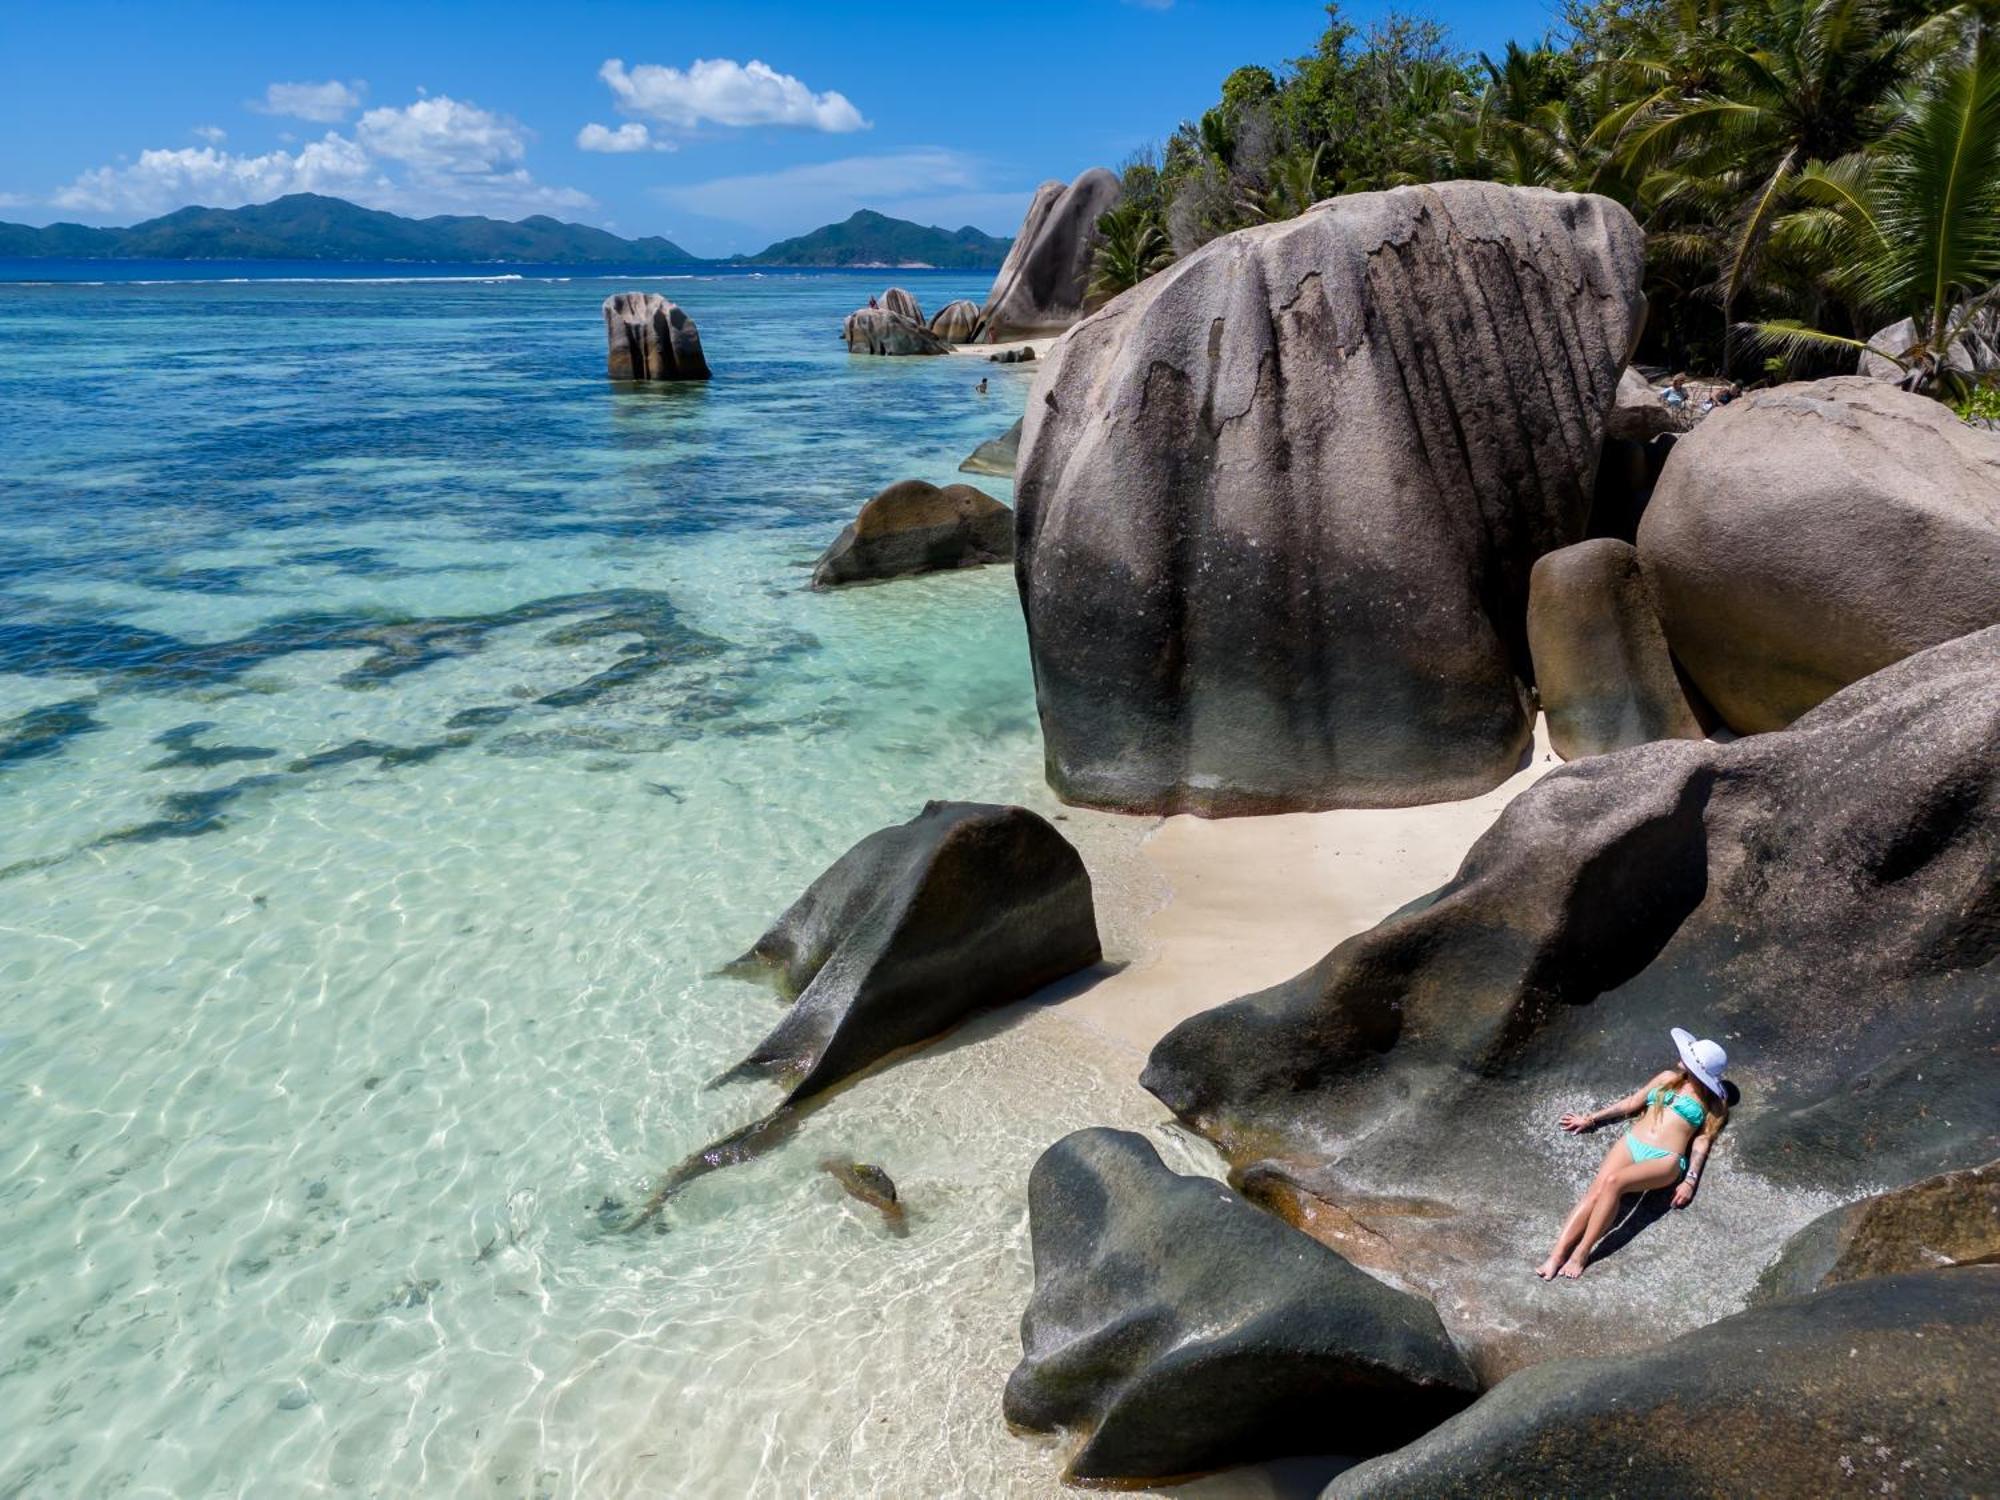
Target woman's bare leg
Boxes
[1538,1147,1623,1278]
[1560,1156,1682,1278]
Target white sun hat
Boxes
[1671,1027,1728,1095]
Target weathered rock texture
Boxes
[843,307,952,356]
[1637,377,2000,733]
[1858,308,2000,384]
[976,169,1122,341]
[603,292,711,380]
[1144,627,2000,1372]
[1602,365,1680,441]
[958,417,1022,478]
[1006,1129,1479,1484]
[928,298,981,343]
[1327,1268,2000,1499]
[810,479,1013,589]
[1527,538,1704,758]
[723,802,1098,1103]
[1753,1160,2000,1303]
[1016,181,1646,815]
[880,287,924,325]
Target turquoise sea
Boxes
[0,268,1182,1497]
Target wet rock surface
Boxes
[1638,376,2000,732]
[603,292,710,381]
[1753,1159,2000,1303]
[958,418,1022,478]
[821,1158,907,1233]
[810,479,1014,589]
[842,307,952,356]
[1527,537,1705,758]
[1005,1128,1478,1485]
[1015,181,1645,814]
[1326,1268,2000,1499]
[976,169,1122,341]
[722,801,1100,1103]
[1144,627,2000,1372]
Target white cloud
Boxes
[192,124,227,144]
[354,95,527,173]
[576,121,671,154]
[661,149,1028,234]
[53,136,377,216]
[599,57,867,134]
[254,80,366,123]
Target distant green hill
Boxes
[737,210,1011,268]
[0,193,698,263]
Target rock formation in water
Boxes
[1637,377,2000,733]
[721,801,1099,1103]
[603,292,711,380]
[1016,180,1646,815]
[1327,1268,2000,1498]
[928,299,981,343]
[1752,1159,1999,1303]
[1527,538,1704,759]
[881,287,925,325]
[1005,1129,1478,1484]
[821,1158,907,1232]
[958,418,1022,479]
[976,169,1122,341]
[1144,626,2000,1371]
[987,346,1035,363]
[843,307,953,356]
[811,479,1014,588]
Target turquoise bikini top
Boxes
[1647,1087,1706,1128]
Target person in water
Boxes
[1536,1028,1730,1281]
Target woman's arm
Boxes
[1673,1112,1726,1207]
[1559,1073,1669,1134]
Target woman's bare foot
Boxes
[1558,1256,1588,1280]
[1534,1254,1562,1280]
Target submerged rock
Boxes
[880,287,925,326]
[821,1158,906,1231]
[1145,626,2000,1371]
[842,307,952,356]
[811,479,1014,589]
[1017,180,1645,815]
[722,801,1099,1103]
[958,418,1022,479]
[1752,1159,2000,1303]
[603,292,711,380]
[928,299,981,343]
[1007,1129,1478,1484]
[1327,1268,2000,1499]
[976,169,1122,341]
[1638,377,2000,733]
[1527,538,1704,758]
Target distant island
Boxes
[0,193,1012,268]
[732,210,1012,269]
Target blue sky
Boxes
[0,0,1558,256]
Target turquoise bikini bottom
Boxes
[1624,1132,1688,1174]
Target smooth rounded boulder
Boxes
[1017,180,1646,815]
[720,801,1099,1104]
[958,417,1021,478]
[810,479,1013,588]
[880,286,925,325]
[976,169,1121,341]
[603,292,710,380]
[1006,1128,1478,1485]
[1752,1159,1999,1303]
[1326,1269,2000,1499]
[1527,537,1705,758]
[1637,376,2000,733]
[928,299,980,343]
[842,307,952,356]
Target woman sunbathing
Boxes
[1536,1028,1730,1280]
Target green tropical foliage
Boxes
[1087,200,1176,309]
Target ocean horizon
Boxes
[0,260,1003,286]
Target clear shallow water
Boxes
[0,270,1184,1497]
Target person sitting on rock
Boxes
[1659,372,1690,409]
[1536,1028,1730,1280]
[867,295,879,310]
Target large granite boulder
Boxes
[1752,1160,2000,1303]
[1016,180,1646,815]
[721,802,1099,1103]
[1637,377,2000,733]
[958,417,1021,478]
[1145,626,2000,1372]
[603,292,711,380]
[810,479,1013,588]
[928,298,981,343]
[880,286,924,325]
[1006,1129,1479,1484]
[843,307,952,356]
[1601,365,1680,441]
[1327,1268,2000,1499]
[1527,538,1705,759]
[1858,307,2000,384]
[976,169,1122,341]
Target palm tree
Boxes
[1751,20,2000,392]
[1239,143,1331,222]
[1087,204,1176,308]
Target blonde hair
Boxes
[1667,1063,1728,1140]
